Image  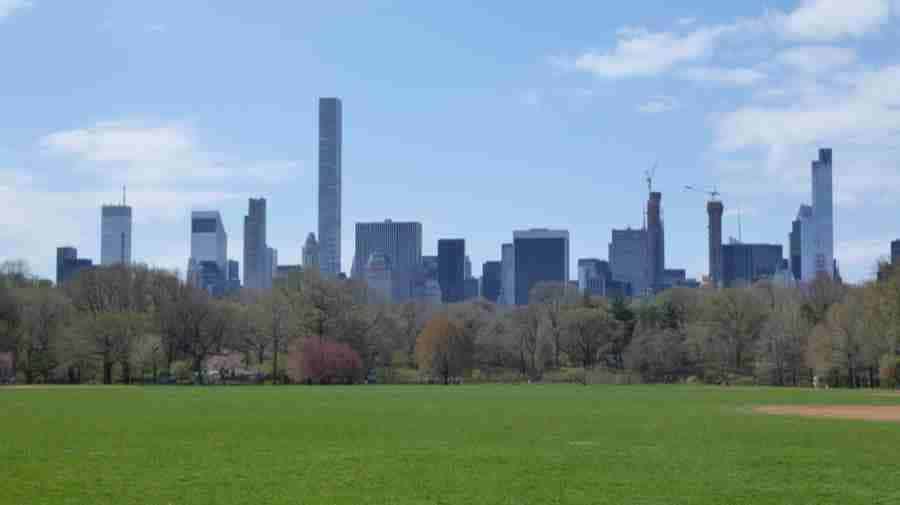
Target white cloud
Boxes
[0,0,31,20]
[677,17,697,26]
[776,46,857,73]
[571,24,737,78]
[40,120,302,186]
[637,96,679,114]
[681,66,766,86]
[716,64,900,151]
[774,0,893,41]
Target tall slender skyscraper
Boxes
[707,200,724,287]
[243,198,270,290]
[303,232,320,271]
[101,203,132,266]
[501,243,515,305]
[811,148,834,279]
[646,191,664,292]
[319,97,342,277]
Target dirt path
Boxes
[756,405,900,422]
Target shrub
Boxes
[299,337,363,385]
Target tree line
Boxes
[1,259,898,388]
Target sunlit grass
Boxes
[2,385,898,505]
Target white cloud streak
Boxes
[0,0,31,21]
[773,0,893,41]
[637,96,679,114]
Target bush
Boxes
[299,337,363,385]
[171,361,193,385]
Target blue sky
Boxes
[2,0,900,283]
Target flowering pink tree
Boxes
[300,337,363,384]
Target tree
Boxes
[756,294,809,386]
[415,314,473,383]
[531,282,578,369]
[394,301,431,368]
[562,306,618,369]
[702,289,767,382]
[18,287,70,383]
[254,290,292,383]
[298,337,363,384]
[608,297,636,370]
[511,305,543,377]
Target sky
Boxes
[2,0,900,283]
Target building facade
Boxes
[481,261,502,303]
[647,192,665,292]
[318,97,342,277]
[514,229,569,305]
[797,204,815,283]
[810,148,834,280]
[353,220,422,302]
[438,239,466,303]
[501,243,515,306]
[243,198,270,290]
[56,247,93,285]
[789,215,802,281]
[188,211,228,295]
[722,242,784,287]
[892,240,900,266]
[609,228,648,297]
[100,205,132,266]
[302,233,319,271]
[707,200,724,287]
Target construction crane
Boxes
[684,184,741,241]
[645,162,658,194]
[684,184,720,201]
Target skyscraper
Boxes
[302,233,320,271]
[268,247,278,281]
[722,242,784,288]
[707,200,724,287]
[646,192,665,292]
[892,240,900,266]
[481,261,502,303]
[610,228,647,296]
[56,247,93,285]
[101,204,132,266]
[319,97,342,277]
[438,239,465,303]
[464,256,473,280]
[190,211,227,271]
[243,198,270,290]
[811,148,834,279]
[188,211,228,295]
[514,229,569,305]
[789,216,802,281]
[798,205,815,282]
[352,221,422,279]
[501,243,515,305]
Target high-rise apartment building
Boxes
[101,205,132,266]
[464,256,473,280]
[610,228,648,296]
[188,211,228,295]
[892,240,900,266]
[302,233,319,271]
[810,148,834,280]
[243,198,270,290]
[352,221,422,279]
[797,205,815,283]
[722,242,784,288]
[190,211,227,271]
[707,200,724,287]
[438,239,466,303]
[501,243,515,305]
[514,229,569,305]
[353,220,422,302]
[56,247,93,285]
[789,216,802,281]
[481,261,502,303]
[647,192,665,292]
[318,97,342,277]
[268,247,278,280]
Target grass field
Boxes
[2,385,899,505]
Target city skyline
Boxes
[3,1,900,283]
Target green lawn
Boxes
[2,385,899,505]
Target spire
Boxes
[122,185,127,206]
